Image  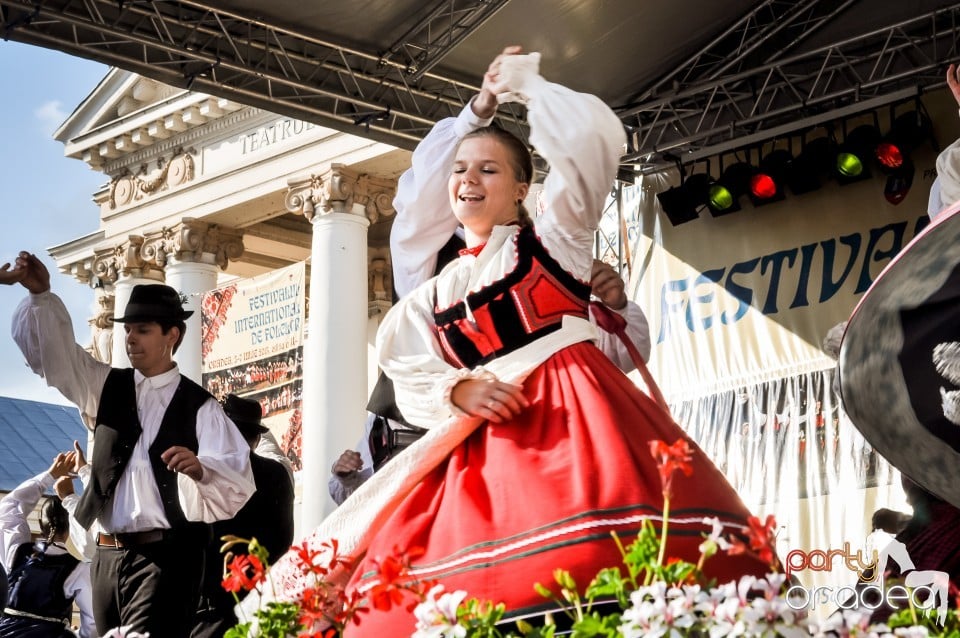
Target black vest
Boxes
[74,368,211,530]
[433,225,591,369]
[1,543,77,625]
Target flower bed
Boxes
[202,439,957,637]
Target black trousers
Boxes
[91,526,208,637]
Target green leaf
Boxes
[584,567,627,605]
[570,610,622,638]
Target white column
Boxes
[165,255,220,384]
[111,273,164,367]
[301,211,370,528]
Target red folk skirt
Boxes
[344,342,768,636]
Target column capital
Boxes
[91,236,164,285]
[141,218,245,270]
[285,164,396,223]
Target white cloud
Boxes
[34,99,66,136]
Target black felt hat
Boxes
[111,284,193,323]
[840,201,960,508]
[223,394,269,438]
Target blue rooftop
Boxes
[0,396,86,492]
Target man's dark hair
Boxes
[157,319,187,353]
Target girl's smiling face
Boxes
[449,136,528,244]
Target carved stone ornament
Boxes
[140,219,244,270]
[87,291,115,365]
[108,148,196,210]
[90,236,160,284]
[285,164,396,222]
[367,247,394,317]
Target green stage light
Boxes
[836,152,864,178]
[656,173,714,226]
[707,162,753,216]
[834,124,880,185]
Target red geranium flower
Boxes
[221,553,266,592]
[366,545,426,612]
[728,514,778,566]
[649,439,694,498]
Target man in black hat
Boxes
[2,251,254,637]
[193,394,294,638]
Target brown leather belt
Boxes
[96,530,166,548]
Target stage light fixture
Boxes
[707,162,754,216]
[788,136,836,195]
[656,173,713,226]
[834,124,881,185]
[750,149,791,206]
[883,158,915,205]
[877,110,933,172]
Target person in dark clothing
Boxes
[890,476,960,583]
[192,394,295,638]
[0,452,96,637]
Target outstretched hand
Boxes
[0,262,25,286]
[48,452,75,479]
[949,64,960,108]
[332,450,363,477]
[472,45,524,119]
[68,439,87,472]
[450,378,529,423]
[54,476,75,500]
[590,259,628,310]
[13,252,51,294]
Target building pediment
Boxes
[55,67,243,171]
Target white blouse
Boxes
[390,97,651,372]
[11,291,255,534]
[0,471,98,637]
[378,63,627,429]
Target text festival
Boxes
[657,216,929,343]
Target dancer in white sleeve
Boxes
[1,254,254,637]
[0,452,96,637]
[251,46,768,638]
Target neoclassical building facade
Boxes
[52,69,411,530]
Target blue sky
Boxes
[0,42,109,406]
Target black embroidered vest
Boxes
[3,542,78,623]
[74,368,211,530]
[433,226,591,369]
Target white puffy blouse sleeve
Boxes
[391,104,494,298]
[177,398,255,521]
[0,470,52,570]
[518,66,626,281]
[11,291,110,425]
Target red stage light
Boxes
[876,141,904,170]
[750,173,778,200]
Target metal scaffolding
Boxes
[2,0,960,271]
[1,0,958,173]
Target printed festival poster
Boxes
[200,262,305,471]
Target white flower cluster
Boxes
[410,575,938,638]
[619,575,807,638]
[413,584,469,638]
